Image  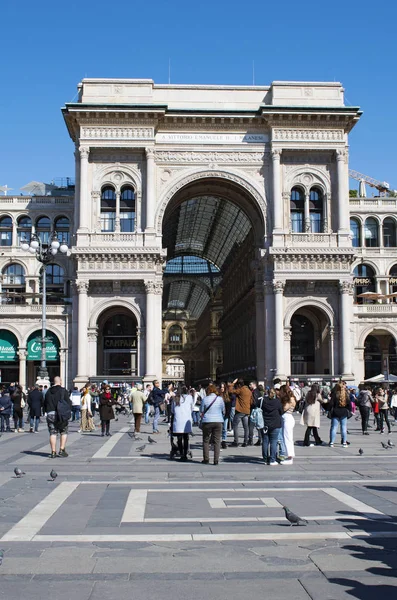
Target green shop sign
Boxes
[0,330,18,362]
[27,332,59,361]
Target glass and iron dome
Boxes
[162,195,252,320]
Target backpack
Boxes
[147,391,154,405]
[56,388,72,423]
[250,397,264,429]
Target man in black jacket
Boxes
[151,380,165,434]
[44,376,72,458]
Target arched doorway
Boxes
[26,330,60,386]
[166,357,185,380]
[363,330,397,380]
[97,308,138,377]
[161,177,264,383]
[290,307,331,376]
[0,330,19,385]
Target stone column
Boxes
[76,280,89,383]
[339,281,353,376]
[18,349,27,390]
[329,326,335,378]
[272,149,283,231]
[114,191,121,232]
[145,148,155,231]
[74,145,81,233]
[59,348,67,385]
[78,146,90,233]
[255,281,265,384]
[304,192,310,233]
[144,280,163,381]
[87,328,98,378]
[263,281,274,383]
[336,149,350,233]
[273,280,285,379]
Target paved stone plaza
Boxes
[1,413,397,599]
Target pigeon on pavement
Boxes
[14,468,25,478]
[381,442,390,450]
[148,436,157,444]
[358,448,364,455]
[128,432,142,441]
[50,470,57,481]
[136,445,146,452]
[388,439,395,447]
[283,506,308,526]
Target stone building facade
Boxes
[1,78,396,387]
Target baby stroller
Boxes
[169,414,193,460]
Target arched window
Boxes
[54,216,70,245]
[17,216,32,245]
[2,264,26,303]
[389,264,397,300]
[168,325,183,351]
[383,218,396,248]
[353,264,376,303]
[350,218,361,247]
[309,187,323,233]
[40,264,64,304]
[120,186,135,232]
[364,218,379,248]
[0,216,13,246]
[100,186,116,232]
[290,187,304,233]
[36,216,51,244]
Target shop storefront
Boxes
[0,330,19,385]
[26,331,60,386]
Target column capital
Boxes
[145,147,155,160]
[75,280,90,294]
[87,327,98,342]
[271,148,282,160]
[79,146,90,159]
[145,280,163,295]
[18,349,27,360]
[273,280,285,294]
[336,148,348,162]
[339,281,354,295]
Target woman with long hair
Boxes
[219,381,231,449]
[328,382,351,447]
[279,384,296,465]
[99,385,116,437]
[12,385,25,433]
[80,385,95,432]
[172,385,194,461]
[376,387,392,435]
[261,388,283,465]
[300,384,324,446]
[200,383,225,465]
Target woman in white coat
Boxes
[300,384,325,446]
[172,386,194,461]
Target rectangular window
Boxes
[310,213,322,233]
[291,213,303,233]
[101,213,116,232]
[120,212,135,233]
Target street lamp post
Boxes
[21,232,68,382]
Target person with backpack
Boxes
[44,376,72,458]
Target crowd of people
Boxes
[1,376,396,462]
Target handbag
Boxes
[198,396,219,430]
[20,398,26,409]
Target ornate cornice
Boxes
[154,150,267,164]
[145,280,163,295]
[273,128,344,142]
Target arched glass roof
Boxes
[162,195,252,319]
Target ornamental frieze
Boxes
[273,129,344,142]
[80,127,154,140]
[154,151,267,164]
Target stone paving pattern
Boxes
[1,412,397,599]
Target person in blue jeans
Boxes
[328,382,351,447]
[261,389,283,465]
[144,384,152,424]
[151,380,165,433]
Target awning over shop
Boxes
[0,330,18,361]
[27,331,60,361]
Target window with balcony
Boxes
[168,324,183,351]
[2,264,26,303]
[120,186,135,232]
[54,216,70,244]
[36,216,51,244]
[309,187,323,233]
[353,264,376,303]
[40,264,65,304]
[350,218,361,247]
[17,216,32,245]
[290,187,304,233]
[0,216,13,246]
[383,218,396,248]
[364,218,379,247]
[100,186,116,232]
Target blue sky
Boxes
[1,0,395,194]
